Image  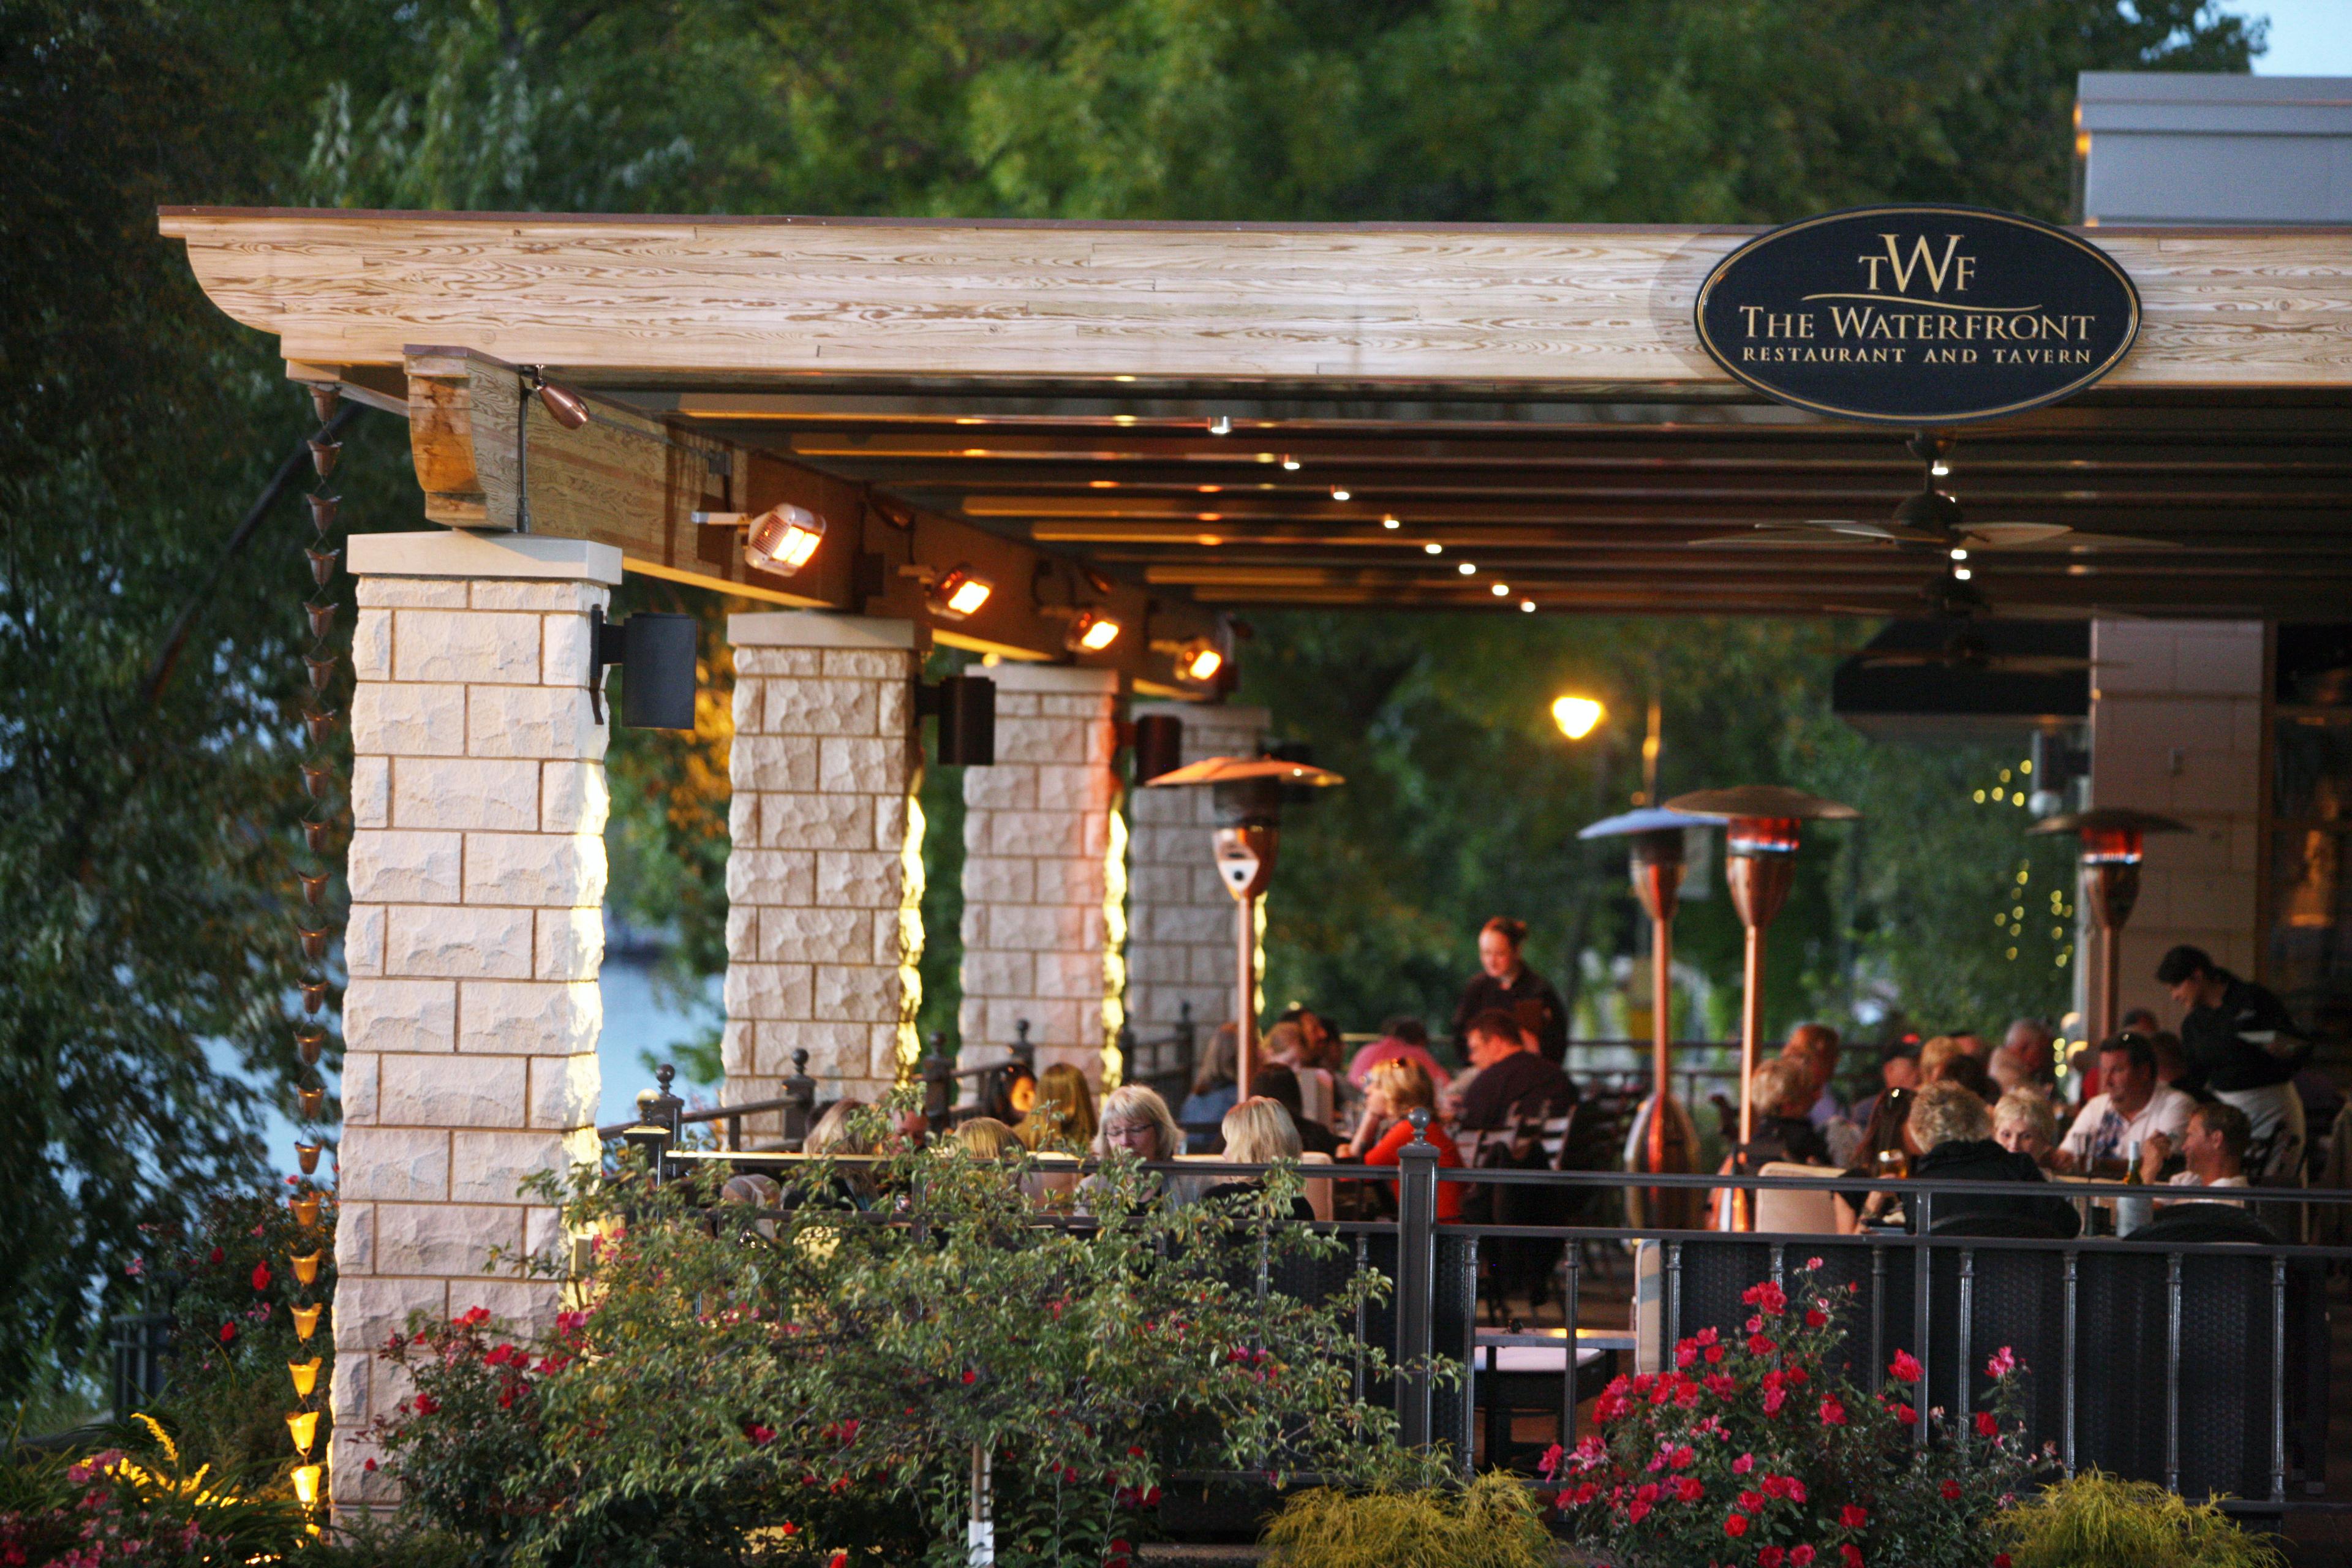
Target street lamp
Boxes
[1143,755,1344,1095]
[1664,785,1859,1231]
[1578,807,1724,1227]
[1551,694,1605,741]
[2027,806,2188,1061]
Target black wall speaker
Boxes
[1133,713,1185,783]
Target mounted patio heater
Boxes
[1143,754,1344,1096]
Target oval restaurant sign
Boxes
[1692,205,2140,424]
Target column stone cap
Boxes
[730,612,922,650]
[1131,700,1270,730]
[350,530,622,584]
[989,663,1121,694]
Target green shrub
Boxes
[1261,1474,1555,1568]
[1996,1472,2285,1568]
[374,1110,1449,1566]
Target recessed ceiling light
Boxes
[1519,600,1536,613]
[1208,415,1233,435]
[1089,480,1117,489]
[1423,543,1443,555]
[1491,582,1509,597]
[1954,567,1974,581]
[1281,456,1300,471]
[1382,515,1400,530]
[1458,562,1477,576]
[1331,488,1351,502]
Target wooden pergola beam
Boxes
[401,347,1222,687]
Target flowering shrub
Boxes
[1549,1261,2048,1568]
[0,1415,304,1567]
[374,1110,1445,1566]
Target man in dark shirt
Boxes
[1454,1010,1577,1132]
[2157,944,2307,1183]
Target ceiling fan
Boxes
[1691,433,2176,557]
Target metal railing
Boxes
[603,1066,2349,1513]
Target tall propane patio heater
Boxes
[1579,807,1724,1229]
[1664,785,1858,1231]
[2027,807,2188,1063]
[1144,755,1344,1095]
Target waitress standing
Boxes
[1450,916,1570,1066]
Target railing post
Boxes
[625,1064,685,1186]
[1395,1106,1439,1450]
[1174,1000,1196,1082]
[1910,1187,1931,1450]
[782,1048,816,1148]
[1011,1018,1035,1073]
[922,1031,954,1128]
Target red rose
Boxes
[363,1458,377,1472]
[1675,1477,1704,1503]
[1993,1558,2012,1568]
[1635,1483,1660,1506]
[1819,1396,1847,1427]
[1738,1490,1765,1513]
[1806,1309,1828,1328]
[1840,1504,1868,1529]
[1725,1513,1749,1538]
[413,1394,439,1415]
[1841,1547,1863,1568]
[251,1262,271,1292]
[1942,1479,1962,1501]
[1628,1500,1651,1524]
[1747,1333,1777,1356]
[1761,1549,1787,1568]
[1706,1343,1726,1364]
[829,1555,848,1568]
[208,1247,224,1265]
[1975,1411,2000,1439]
[1888,1350,1922,1384]
[961,1370,977,1385]
[1790,1548,1816,1567]
[1762,1386,1787,1416]
[1732,1453,1755,1475]
[1892,1403,1917,1426]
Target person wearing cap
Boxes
[1449,916,1569,1066]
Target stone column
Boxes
[722,614,923,1125]
[333,532,617,1508]
[960,666,1123,1087]
[1125,704,1270,1077]
[2088,619,2265,1026]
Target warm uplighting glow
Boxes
[1174,639,1224,682]
[2079,826,2146,865]
[1068,609,1122,652]
[1551,695,1605,740]
[927,566,993,620]
[744,503,826,576]
[291,1465,322,1507]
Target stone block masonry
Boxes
[333,532,620,1510]
[723,615,924,1127]
[960,666,1124,1088]
[1125,703,1269,1076]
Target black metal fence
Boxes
[605,1074,2350,1516]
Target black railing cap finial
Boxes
[1407,1107,1431,1145]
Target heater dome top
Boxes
[2027,806,2191,837]
[1144,755,1346,789]
[1664,785,1860,822]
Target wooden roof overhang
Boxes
[159,209,2352,669]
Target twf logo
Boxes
[1856,234,1976,296]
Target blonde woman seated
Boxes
[1198,1098,1316,1221]
[1991,1090,2062,1169]
[1079,1084,1210,1210]
[1017,1063,1099,1153]
[952,1116,1020,1159]
[1346,1058,1466,1220]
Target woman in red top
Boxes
[1347,1057,1465,1220]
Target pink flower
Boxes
[1537,1442,1564,1479]
[1705,1372,1736,1399]
[1839,1504,1869,1529]
[744,1423,776,1447]
[1975,1411,2000,1439]
[1762,1385,1787,1417]
[1819,1396,1847,1427]
[1725,1513,1749,1538]
[1670,1445,1695,1469]
[1732,1453,1755,1476]
[1804,1256,1825,1270]
[1986,1346,2018,1379]
[1888,1350,1923,1384]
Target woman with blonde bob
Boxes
[1991,1090,2061,1168]
[1079,1084,1207,1209]
[1199,1097,1315,1220]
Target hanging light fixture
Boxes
[1154,637,1224,683]
[291,1305,323,1342]
[927,565,993,620]
[287,1411,320,1458]
[288,1358,322,1399]
[742,503,826,576]
[1067,609,1121,652]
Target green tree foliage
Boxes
[1,0,2258,1400]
